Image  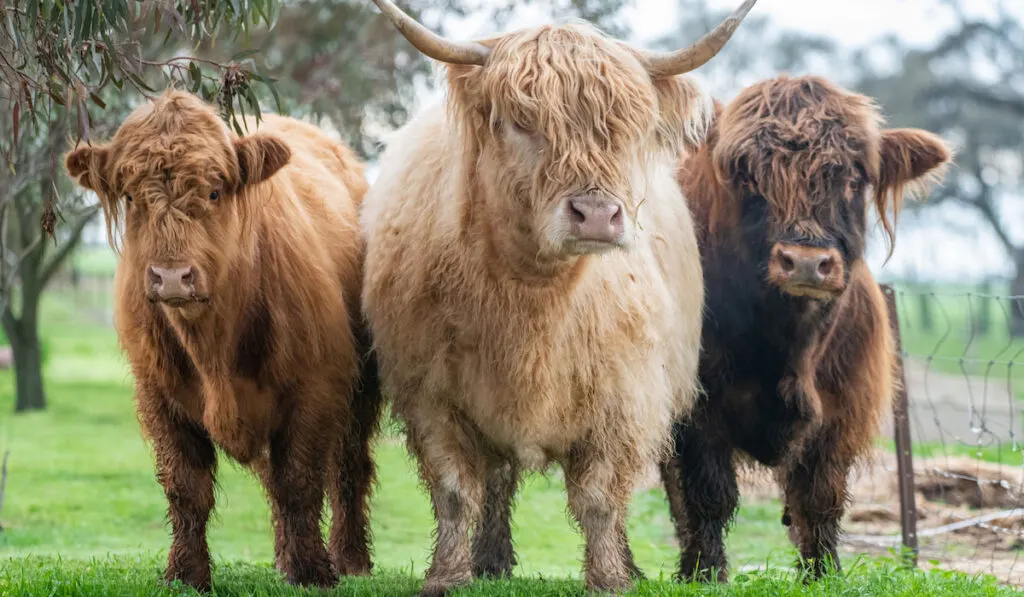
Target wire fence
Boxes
[833,282,1024,585]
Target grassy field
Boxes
[0,282,1019,594]
[893,283,1024,384]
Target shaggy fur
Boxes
[361,22,709,596]
[65,91,381,591]
[661,75,952,581]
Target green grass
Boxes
[1,554,1017,596]
[876,438,1024,467]
[0,294,1018,595]
[893,283,1024,386]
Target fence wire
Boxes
[832,284,1024,586]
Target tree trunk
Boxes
[11,332,45,412]
[1010,249,1024,338]
[4,307,45,412]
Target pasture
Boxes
[0,284,1018,595]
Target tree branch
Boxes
[38,204,99,289]
[924,21,1014,60]
[927,82,1024,117]
[39,205,99,284]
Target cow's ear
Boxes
[878,128,952,193]
[874,128,952,256]
[65,145,110,193]
[235,134,291,186]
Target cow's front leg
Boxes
[406,412,486,597]
[471,457,520,579]
[782,422,849,580]
[565,441,637,593]
[138,385,218,592]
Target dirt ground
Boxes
[892,358,1021,446]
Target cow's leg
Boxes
[670,409,738,583]
[564,442,635,593]
[252,456,284,572]
[616,511,646,580]
[139,392,218,591]
[471,458,520,579]
[782,423,847,580]
[262,402,337,588]
[659,447,689,550]
[327,362,382,576]
[406,414,486,597]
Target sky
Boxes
[375,0,1020,284]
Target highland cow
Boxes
[661,75,952,581]
[65,91,381,591]
[360,1,757,594]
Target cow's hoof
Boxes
[164,570,212,593]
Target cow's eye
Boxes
[505,118,531,136]
[209,190,220,201]
[124,194,133,203]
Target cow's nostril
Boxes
[779,253,796,273]
[147,267,163,287]
[609,204,623,224]
[181,269,194,285]
[817,257,834,277]
[569,202,586,224]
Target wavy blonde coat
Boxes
[361,23,710,593]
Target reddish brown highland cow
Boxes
[661,75,952,581]
[64,91,381,591]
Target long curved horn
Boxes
[370,0,490,66]
[641,0,757,78]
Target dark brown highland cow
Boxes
[64,91,381,591]
[660,75,952,581]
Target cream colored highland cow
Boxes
[361,1,757,594]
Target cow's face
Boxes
[368,0,757,269]
[448,26,710,264]
[66,92,289,317]
[714,77,951,301]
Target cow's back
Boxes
[252,115,366,320]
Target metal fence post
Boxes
[882,283,919,566]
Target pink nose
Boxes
[568,196,624,244]
[147,265,195,302]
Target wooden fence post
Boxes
[882,283,919,566]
